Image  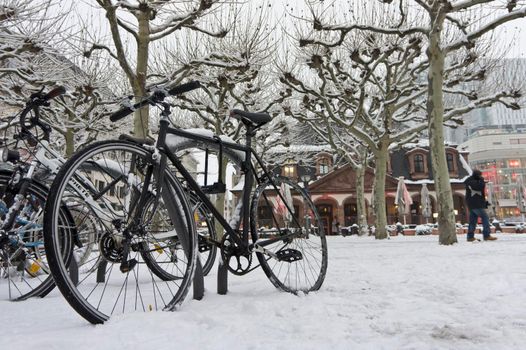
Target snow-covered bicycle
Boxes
[43,81,328,324]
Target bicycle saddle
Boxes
[230,109,271,128]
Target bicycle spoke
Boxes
[44,141,196,323]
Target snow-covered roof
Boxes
[401,139,458,150]
[267,144,332,154]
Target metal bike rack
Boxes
[192,255,228,299]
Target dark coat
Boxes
[464,175,487,209]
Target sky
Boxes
[66,0,526,59]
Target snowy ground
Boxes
[2,234,526,350]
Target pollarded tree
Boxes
[282,5,432,238]
[281,86,372,235]
[41,52,120,156]
[152,3,294,232]
[0,0,116,155]
[0,0,69,103]
[83,0,236,139]
[156,2,290,142]
[282,42,429,238]
[305,0,525,244]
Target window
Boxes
[97,180,105,192]
[446,153,455,172]
[414,154,425,173]
[283,164,296,177]
[319,158,330,175]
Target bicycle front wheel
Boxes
[250,176,328,293]
[44,140,197,324]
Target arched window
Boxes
[319,158,330,175]
[446,153,455,172]
[414,154,425,173]
[283,164,296,177]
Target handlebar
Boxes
[20,86,66,142]
[42,86,66,102]
[1,86,65,164]
[109,81,201,122]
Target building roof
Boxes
[389,146,470,183]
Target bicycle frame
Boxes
[151,114,305,252]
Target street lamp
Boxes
[299,165,314,193]
[298,164,314,231]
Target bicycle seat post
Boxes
[156,102,172,148]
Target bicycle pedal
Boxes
[120,258,137,273]
[276,249,302,262]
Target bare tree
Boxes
[282,4,432,238]
[299,0,525,244]
[152,3,295,233]
[0,0,116,154]
[82,0,235,139]
[156,4,289,142]
[0,0,69,103]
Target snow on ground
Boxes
[2,234,526,350]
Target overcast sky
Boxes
[69,0,526,58]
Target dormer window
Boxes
[445,150,458,175]
[407,150,428,179]
[282,162,296,178]
[319,158,330,175]
[447,153,454,172]
[414,154,425,173]
[316,153,332,176]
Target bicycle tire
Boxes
[0,169,74,300]
[44,140,197,324]
[250,176,328,293]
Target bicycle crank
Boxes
[220,233,252,276]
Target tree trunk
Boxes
[65,128,75,157]
[354,164,368,235]
[133,8,150,139]
[427,11,457,245]
[373,142,389,239]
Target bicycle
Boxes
[0,87,83,301]
[43,81,328,324]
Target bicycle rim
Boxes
[251,176,328,293]
[44,141,197,324]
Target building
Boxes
[459,130,526,220]
[445,58,526,145]
[265,143,471,234]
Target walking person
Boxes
[465,169,497,242]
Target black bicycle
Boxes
[43,81,328,324]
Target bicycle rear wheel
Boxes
[44,140,197,324]
[250,176,328,293]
